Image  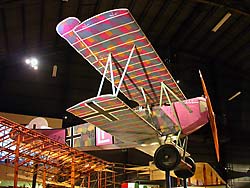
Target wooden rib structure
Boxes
[0,116,112,187]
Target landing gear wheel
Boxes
[174,157,196,178]
[154,144,181,171]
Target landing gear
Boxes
[154,144,181,188]
[174,157,196,179]
[154,144,196,188]
[154,144,181,171]
[174,157,196,188]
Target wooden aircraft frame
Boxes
[0,116,111,188]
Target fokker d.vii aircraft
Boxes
[56,8,219,179]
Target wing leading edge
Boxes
[56,9,186,106]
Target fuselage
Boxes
[160,97,209,135]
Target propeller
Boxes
[199,70,220,162]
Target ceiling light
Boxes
[212,12,231,32]
[228,91,241,101]
[25,57,39,70]
[25,59,30,64]
[30,58,38,66]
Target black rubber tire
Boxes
[154,144,181,171]
[174,157,196,179]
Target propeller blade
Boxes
[199,70,220,162]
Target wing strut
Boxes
[97,53,116,96]
[161,83,181,125]
[115,44,136,96]
[97,45,136,97]
[159,82,193,147]
[160,82,192,113]
[140,87,152,115]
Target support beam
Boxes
[203,164,207,185]
[93,0,100,15]
[14,134,21,188]
[190,10,232,50]
[128,0,136,12]
[43,164,46,188]
[32,164,38,188]
[112,165,115,188]
[111,0,120,9]
[39,0,44,46]
[88,173,90,188]
[21,4,26,51]
[54,0,64,47]
[1,8,9,54]
[210,170,213,184]
[165,171,171,188]
[146,0,171,35]
[154,0,186,45]
[137,0,153,25]
[100,171,102,188]
[71,155,75,188]
[177,178,181,186]
[98,171,100,188]
[104,171,107,188]
[204,15,241,55]
[169,3,200,48]
[176,5,216,50]
[75,0,82,17]
[183,178,187,188]
[191,0,250,17]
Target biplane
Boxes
[56,8,219,179]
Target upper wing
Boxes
[56,9,186,106]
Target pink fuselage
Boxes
[161,97,209,135]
